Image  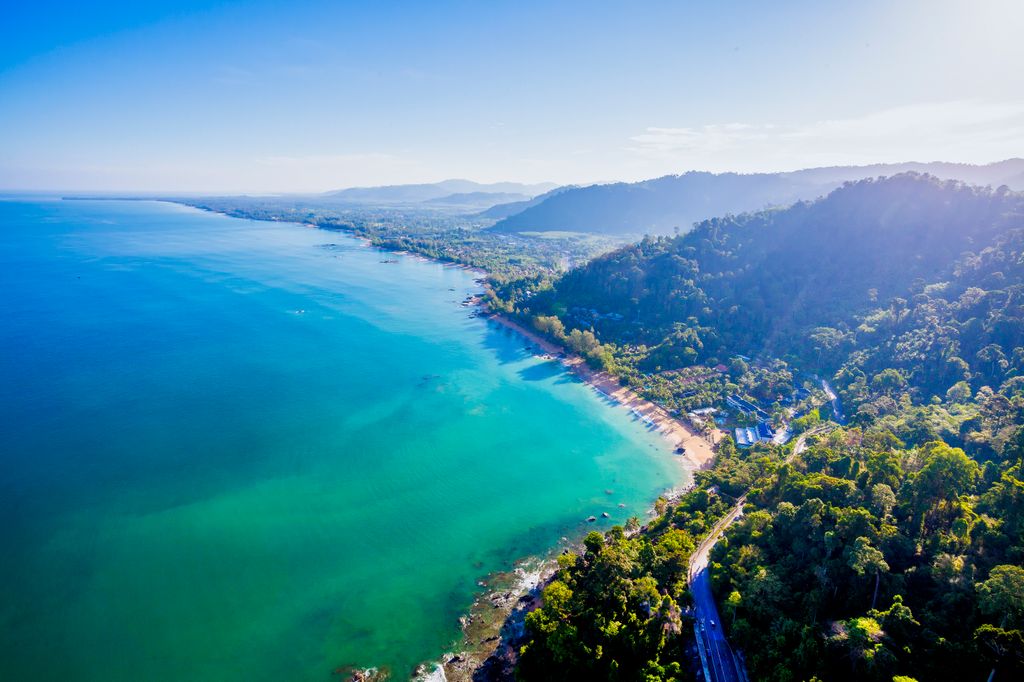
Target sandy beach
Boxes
[436,311,723,682]
[485,312,721,471]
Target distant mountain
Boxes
[477,185,575,220]
[320,179,557,205]
[788,158,1024,187]
[489,159,1024,236]
[422,191,532,209]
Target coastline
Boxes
[421,310,724,682]
[483,311,721,472]
[172,201,721,470]
[168,200,719,680]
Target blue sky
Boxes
[1,0,1022,192]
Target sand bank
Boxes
[485,313,721,471]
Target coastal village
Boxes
[479,296,842,472]
[517,300,845,457]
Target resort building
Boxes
[735,420,775,448]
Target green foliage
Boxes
[974,624,1024,672]
[977,565,1024,628]
[709,421,1024,681]
[515,442,783,680]
[792,408,822,433]
[533,315,566,339]
[517,526,692,681]
[500,176,1024,419]
[511,175,1024,681]
[181,197,618,284]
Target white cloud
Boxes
[627,100,1024,173]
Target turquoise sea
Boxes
[0,199,685,681]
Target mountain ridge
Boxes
[516,172,1024,394]
[320,179,557,205]
[488,159,1024,236]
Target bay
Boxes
[0,199,685,680]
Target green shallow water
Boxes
[0,199,686,680]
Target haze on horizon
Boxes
[2,0,1023,194]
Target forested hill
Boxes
[489,159,1024,236]
[505,173,1024,682]
[524,174,1024,401]
[477,186,573,219]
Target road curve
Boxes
[687,428,825,682]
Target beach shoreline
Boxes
[483,310,721,472]
[172,199,718,469]
[430,303,727,680]
[169,200,719,680]
[423,311,727,680]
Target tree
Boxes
[848,536,889,610]
[872,594,919,643]
[870,483,896,518]
[829,616,887,674]
[872,368,907,396]
[566,328,601,355]
[978,565,1024,629]
[726,589,742,626]
[533,314,565,340]
[946,380,972,403]
[912,442,980,524]
[583,530,605,556]
[810,327,852,367]
[792,408,821,434]
[974,624,1024,681]
[977,344,1009,378]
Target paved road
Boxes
[689,495,746,682]
[691,567,741,682]
[687,428,826,682]
[821,379,846,424]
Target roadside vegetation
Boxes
[517,438,780,681]
[506,175,1024,681]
